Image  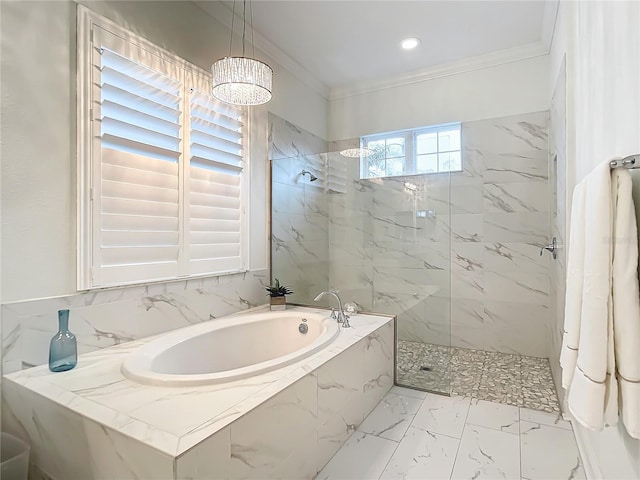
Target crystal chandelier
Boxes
[211,0,273,106]
[340,147,373,158]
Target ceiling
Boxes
[197,1,554,96]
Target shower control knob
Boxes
[540,237,558,260]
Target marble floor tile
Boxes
[465,398,520,435]
[358,393,423,442]
[411,393,470,439]
[519,408,571,430]
[451,424,520,480]
[380,427,459,480]
[315,432,399,480]
[389,386,427,399]
[520,421,585,480]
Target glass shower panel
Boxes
[270,151,452,395]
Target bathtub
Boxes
[121,310,340,386]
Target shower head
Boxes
[301,169,318,182]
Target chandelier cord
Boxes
[242,0,247,57]
[250,0,256,59]
[229,0,236,56]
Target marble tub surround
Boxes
[396,340,560,413]
[3,307,394,479]
[1,269,269,374]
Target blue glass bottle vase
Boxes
[49,309,77,372]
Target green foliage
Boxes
[265,278,293,297]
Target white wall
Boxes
[550,1,640,478]
[0,0,328,303]
[328,55,550,140]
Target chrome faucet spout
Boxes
[314,290,351,328]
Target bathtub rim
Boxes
[120,310,340,386]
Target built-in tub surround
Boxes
[2,306,394,479]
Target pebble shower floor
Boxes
[396,340,560,413]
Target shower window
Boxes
[361,122,461,178]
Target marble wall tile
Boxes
[176,427,231,479]
[484,271,549,306]
[316,343,365,471]
[451,242,484,272]
[483,301,550,357]
[483,155,549,184]
[484,242,549,274]
[484,181,549,213]
[451,271,484,300]
[483,212,549,243]
[228,373,318,479]
[4,270,269,371]
[450,214,483,243]
[361,320,394,417]
[2,379,174,479]
[268,113,327,160]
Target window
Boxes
[361,123,462,178]
[77,7,247,289]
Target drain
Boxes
[419,366,432,371]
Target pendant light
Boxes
[211,0,273,106]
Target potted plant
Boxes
[266,279,293,311]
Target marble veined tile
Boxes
[484,271,549,306]
[358,392,423,441]
[411,394,471,439]
[176,427,230,480]
[450,214,483,243]
[484,212,549,243]
[483,155,549,184]
[380,426,459,480]
[484,181,549,213]
[451,424,521,480]
[317,342,364,472]
[519,408,571,430]
[451,271,484,300]
[389,386,428,399]
[315,432,399,480]
[466,398,520,435]
[452,242,484,272]
[484,242,549,274]
[520,421,585,480]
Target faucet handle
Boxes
[330,308,337,320]
[342,314,351,328]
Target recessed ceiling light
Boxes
[401,37,421,50]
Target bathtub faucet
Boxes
[314,290,351,328]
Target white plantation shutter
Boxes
[187,75,246,275]
[81,20,247,289]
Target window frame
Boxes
[360,122,462,179]
[77,6,249,290]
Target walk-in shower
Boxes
[270,111,559,411]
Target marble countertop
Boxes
[4,306,393,457]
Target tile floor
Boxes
[316,386,584,480]
[397,341,560,413]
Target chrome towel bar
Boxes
[610,154,640,169]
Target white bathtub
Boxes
[121,310,339,386]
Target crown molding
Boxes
[193,1,330,99]
[329,41,550,101]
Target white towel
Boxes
[562,160,640,439]
[611,168,640,439]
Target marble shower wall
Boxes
[1,271,268,374]
[269,113,331,305]
[326,111,551,358]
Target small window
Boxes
[361,123,462,178]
